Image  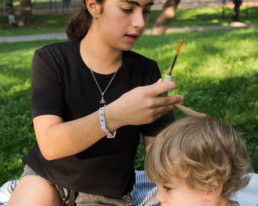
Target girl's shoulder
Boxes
[124,51,161,84]
[126,50,157,66]
[33,39,80,69]
[36,39,78,57]
[124,50,159,75]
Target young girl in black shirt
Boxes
[8,0,183,205]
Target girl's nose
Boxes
[131,11,145,29]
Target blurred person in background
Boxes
[231,0,246,26]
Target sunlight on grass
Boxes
[45,20,60,24]
[13,2,20,6]
[211,19,219,23]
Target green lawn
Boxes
[134,28,258,171]
[0,28,258,186]
[12,0,81,7]
[1,7,258,36]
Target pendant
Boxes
[100,96,106,104]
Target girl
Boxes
[8,0,183,205]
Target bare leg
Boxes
[231,0,246,26]
[7,175,62,206]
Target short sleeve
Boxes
[31,49,65,121]
[140,62,175,137]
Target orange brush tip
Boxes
[176,39,183,55]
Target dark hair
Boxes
[66,0,105,40]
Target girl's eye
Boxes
[143,10,151,14]
[122,8,133,13]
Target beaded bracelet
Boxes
[99,106,116,138]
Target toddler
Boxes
[145,104,253,206]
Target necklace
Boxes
[81,44,122,104]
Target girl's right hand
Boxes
[105,78,183,129]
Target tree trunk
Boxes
[20,0,33,25]
[150,0,180,35]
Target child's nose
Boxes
[155,190,166,203]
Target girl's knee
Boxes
[8,175,61,206]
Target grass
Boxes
[12,0,81,7]
[134,28,258,171]
[0,13,72,36]
[0,28,258,186]
[1,7,258,36]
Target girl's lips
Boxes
[125,35,138,43]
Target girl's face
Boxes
[155,177,207,206]
[96,0,153,51]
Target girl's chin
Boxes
[118,44,135,51]
[122,46,135,51]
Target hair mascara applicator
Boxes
[159,39,183,97]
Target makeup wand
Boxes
[159,39,183,97]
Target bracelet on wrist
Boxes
[99,106,116,138]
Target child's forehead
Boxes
[156,176,184,186]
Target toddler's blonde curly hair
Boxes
[145,104,253,199]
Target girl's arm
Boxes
[34,80,182,161]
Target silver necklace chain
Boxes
[81,44,122,104]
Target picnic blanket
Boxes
[1,171,258,206]
[0,180,18,206]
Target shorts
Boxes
[19,165,133,206]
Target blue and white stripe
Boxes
[130,170,159,206]
[0,180,19,206]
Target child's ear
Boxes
[205,180,223,200]
[85,0,101,18]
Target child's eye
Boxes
[163,186,172,191]
[122,8,133,13]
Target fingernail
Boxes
[180,96,183,101]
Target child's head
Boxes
[145,104,253,206]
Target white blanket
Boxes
[0,180,18,206]
[230,173,258,206]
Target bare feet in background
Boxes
[230,21,247,27]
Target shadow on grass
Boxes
[0,87,35,185]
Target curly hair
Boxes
[145,104,253,200]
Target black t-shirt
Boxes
[22,39,175,198]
